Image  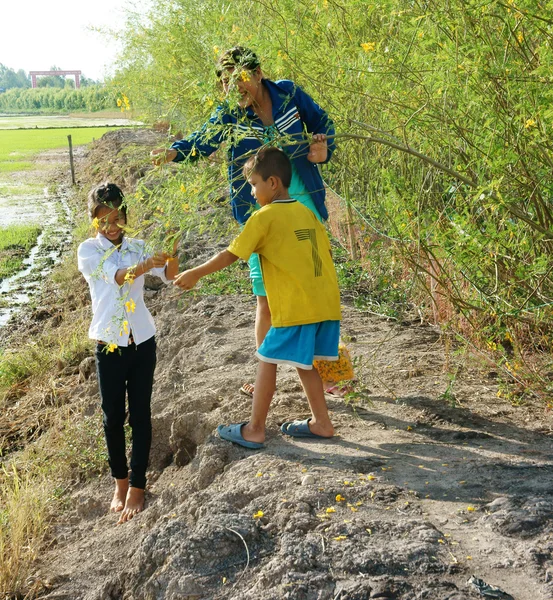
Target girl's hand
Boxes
[307,134,328,164]
[173,270,200,290]
[149,253,168,269]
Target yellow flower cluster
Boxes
[361,42,376,52]
[107,343,118,353]
[125,298,136,313]
[240,70,251,82]
[116,94,131,112]
[124,269,136,285]
[313,344,354,383]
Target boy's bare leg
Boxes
[118,486,145,524]
[255,295,271,348]
[241,360,277,444]
[110,477,129,513]
[297,367,335,438]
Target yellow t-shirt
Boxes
[228,200,341,327]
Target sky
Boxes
[1,0,151,81]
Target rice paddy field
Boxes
[0,126,120,173]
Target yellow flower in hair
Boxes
[92,217,100,230]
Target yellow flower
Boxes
[361,42,376,52]
[253,510,264,519]
[125,298,136,313]
[206,98,214,107]
[326,507,336,514]
[122,320,129,335]
[335,494,346,502]
[213,45,219,55]
[240,70,251,82]
[191,147,197,157]
[467,506,476,512]
[116,98,122,107]
[124,269,136,285]
[524,118,536,129]
[182,203,190,212]
[92,217,99,230]
[106,343,118,353]
[333,535,347,541]
[256,472,263,477]
[180,184,186,193]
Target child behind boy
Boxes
[173,147,340,448]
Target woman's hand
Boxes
[150,148,177,166]
[307,134,328,164]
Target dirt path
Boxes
[32,287,553,600]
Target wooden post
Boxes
[67,135,76,185]
[346,200,358,260]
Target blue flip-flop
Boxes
[217,422,264,449]
[280,418,331,439]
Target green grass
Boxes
[0,224,41,279]
[0,127,122,172]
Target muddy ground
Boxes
[5,130,553,600]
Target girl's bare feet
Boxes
[110,478,129,513]
[118,487,145,524]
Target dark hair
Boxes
[88,182,127,221]
[244,147,292,188]
[215,46,261,79]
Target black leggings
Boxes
[95,336,156,489]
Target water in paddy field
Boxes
[0,186,73,326]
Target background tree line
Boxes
[111,0,553,402]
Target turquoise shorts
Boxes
[248,253,266,297]
[256,320,340,370]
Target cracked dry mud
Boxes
[33,289,553,600]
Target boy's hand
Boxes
[151,148,177,166]
[307,134,328,164]
[173,270,200,290]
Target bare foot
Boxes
[110,478,129,513]
[118,487,145,524]
[308,417,334,438]
[240,421,265,444]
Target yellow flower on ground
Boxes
[525,118,536,129]
[253,510,264,519]
[335,494,346,502]
[326,507,336,514]
[361,42,376,52]
[467,506,476,512]
[180,184,187,193]
[125,299,136,313]
[107,343,117,353]
[333,535,347,541]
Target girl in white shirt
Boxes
[78,183,178,523]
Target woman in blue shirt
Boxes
[151,46,336,396]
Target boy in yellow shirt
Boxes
[174,147,341,448]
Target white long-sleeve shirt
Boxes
[78,234,169,346]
